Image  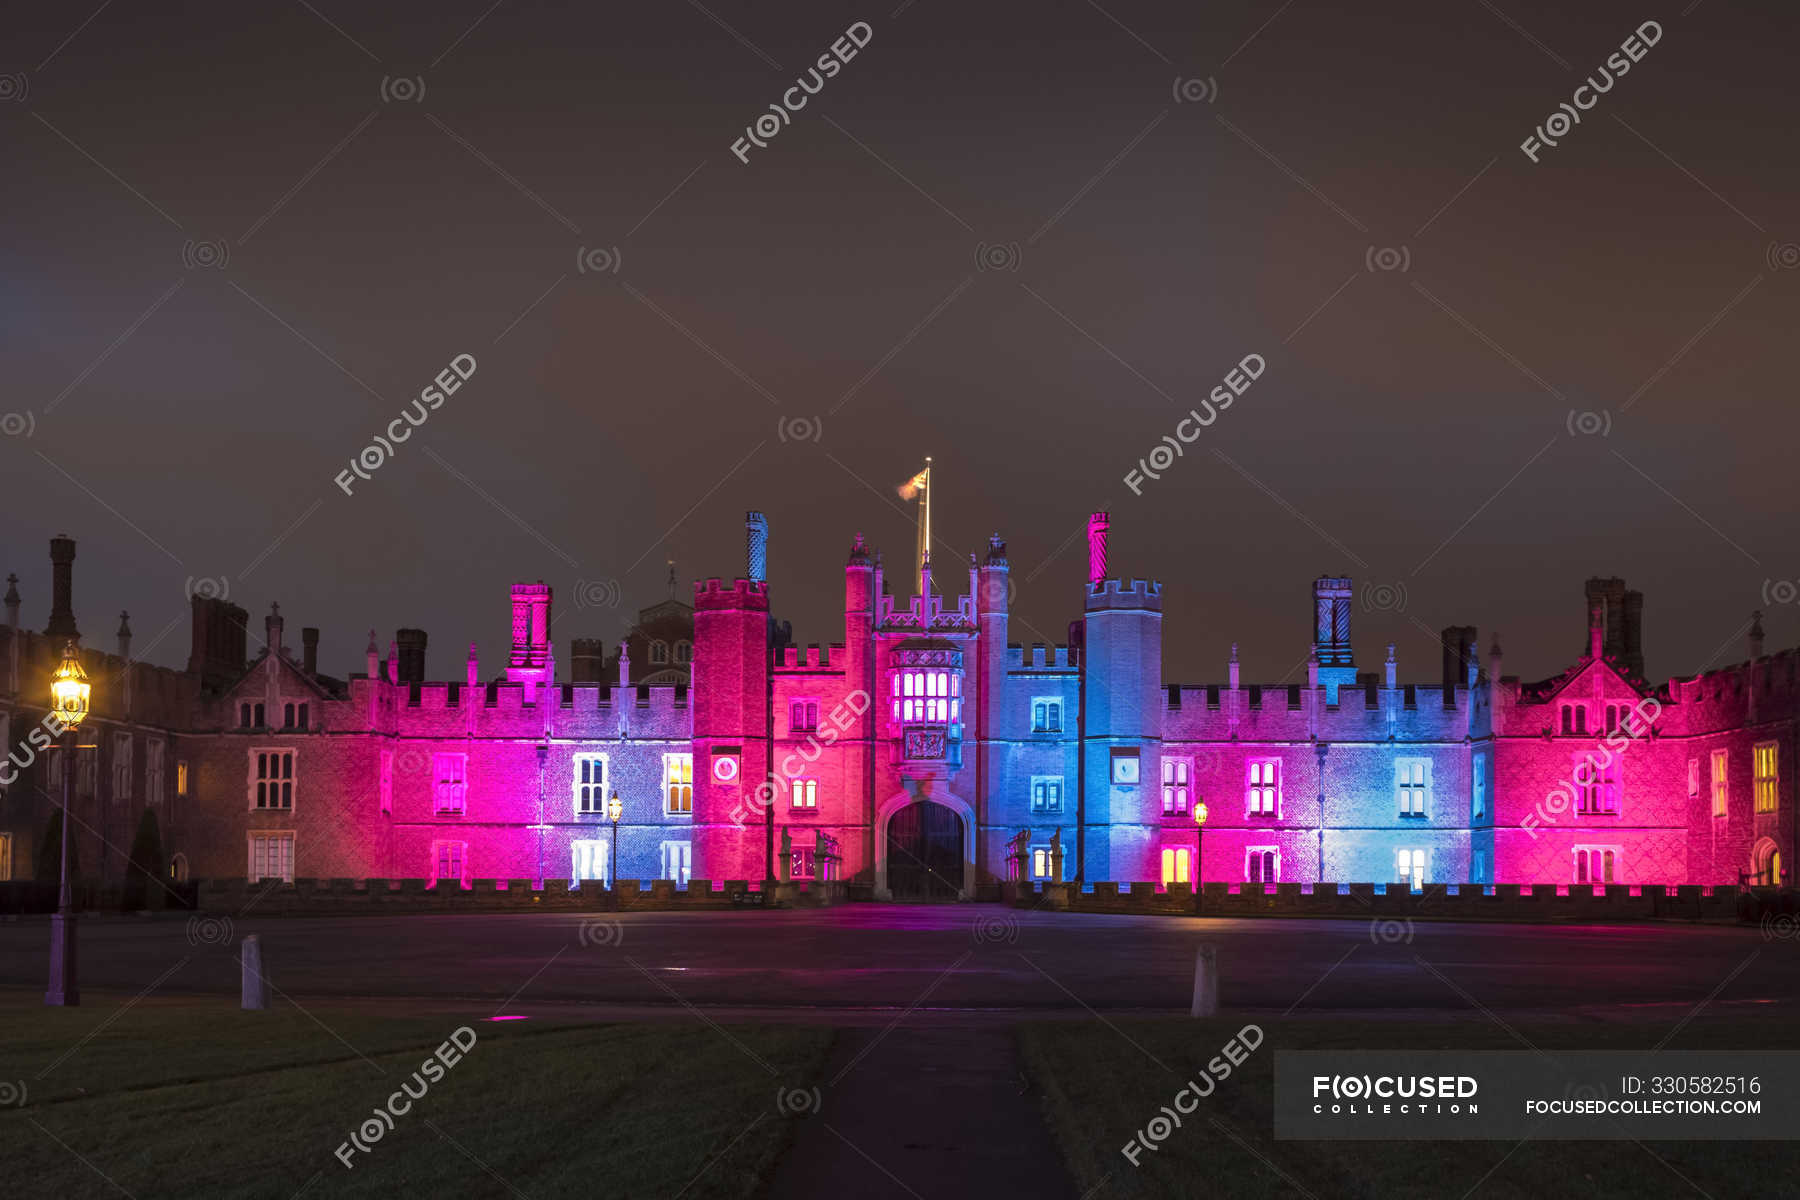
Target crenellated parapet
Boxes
[1085,578,1162,612]
[693,578,770,611]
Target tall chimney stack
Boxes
[117,611,132,659]
[571,638,605,683]
[1086,512,1110,587]
[45,535,78,641]
[746,511,769,583]
[265,602,284,657]
[301,627,319,675]
[1749,611,1765,660]
[4,575,19,628]
[396,628,427,683]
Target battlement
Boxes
[777,644,844,669]
[1005,643,1077,670]
[387,679,691,713]
[693,577,770,611]
[1085,578,1162,612]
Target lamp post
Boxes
[1192,801,1208,918]
[46,640,90,1007]
[607,790,623,905]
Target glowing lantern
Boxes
[50,642,90,732]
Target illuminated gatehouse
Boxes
[0,519,1792,897]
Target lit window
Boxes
[1396,847,1426,889]
[250,750,294,810]
[1754,742,1778,814]
[1247,848,1278,883]
[1161,758,1189,815]
[574,754,608,814]
[1711,749,1728,818]
[571,839,609,886]
[1032,699,1062,733]
[1574,846,1618,885]
[793,779,817,808]
[176,760,189,798]
[1247,760,1279,817]
[1575,753,1619,814]
[660,840,692,886]
[665,754,693,814]
[433,753,467,815]
[1030,845,1058,881]
[0,833,11,881]
[432,840,467,888]
[1030,777,1063,813]
[1396,758,1429,817]
[248,832,294,883]
[790,700,819,732]
[1161,846,1192,886]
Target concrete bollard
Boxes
[1190,943,1218,1017]
[241,934,268,1010]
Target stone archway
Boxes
[875,785,975,900]
[1751,837,1783,887]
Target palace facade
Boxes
[0,515,1792,897]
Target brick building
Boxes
[0,518,1792,896]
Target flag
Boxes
[897,465,929,501]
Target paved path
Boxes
[0,906,1787,1017]
[767,1027,1075,1200]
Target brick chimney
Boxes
[265,602,284,657]
[4,574,19,628]
[571,638,605,683]
[45,535,78,641]
[117,611,132,659]
[301,627,319,675]
[396,628,427,683]
[1087,512,1110,587]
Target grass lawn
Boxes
[0,992,831,1199]
[1020,1014,1800,1200]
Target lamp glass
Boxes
[608,793,622,821]
[1193,801,1208,826]
[50,643,90,732]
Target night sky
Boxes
[4,1,1795,688]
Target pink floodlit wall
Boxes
[95,511,1795,894]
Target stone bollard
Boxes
[241,934,269,1010]
[1190,943,1218,1017]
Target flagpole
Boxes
[921,457,932,594]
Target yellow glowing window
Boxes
[1161,846,1191,886]
[665,754,693,813]
[1754,743,1778,814]
[1711,750,1728,817]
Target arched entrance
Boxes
[875,787,975,900]
[1751,838,1783,887]
[887,802,964,899]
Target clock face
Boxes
[712,754,739,783]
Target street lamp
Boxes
[47,640,90,1007]
[1192,800,1208,917]
[607,790,623,899]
